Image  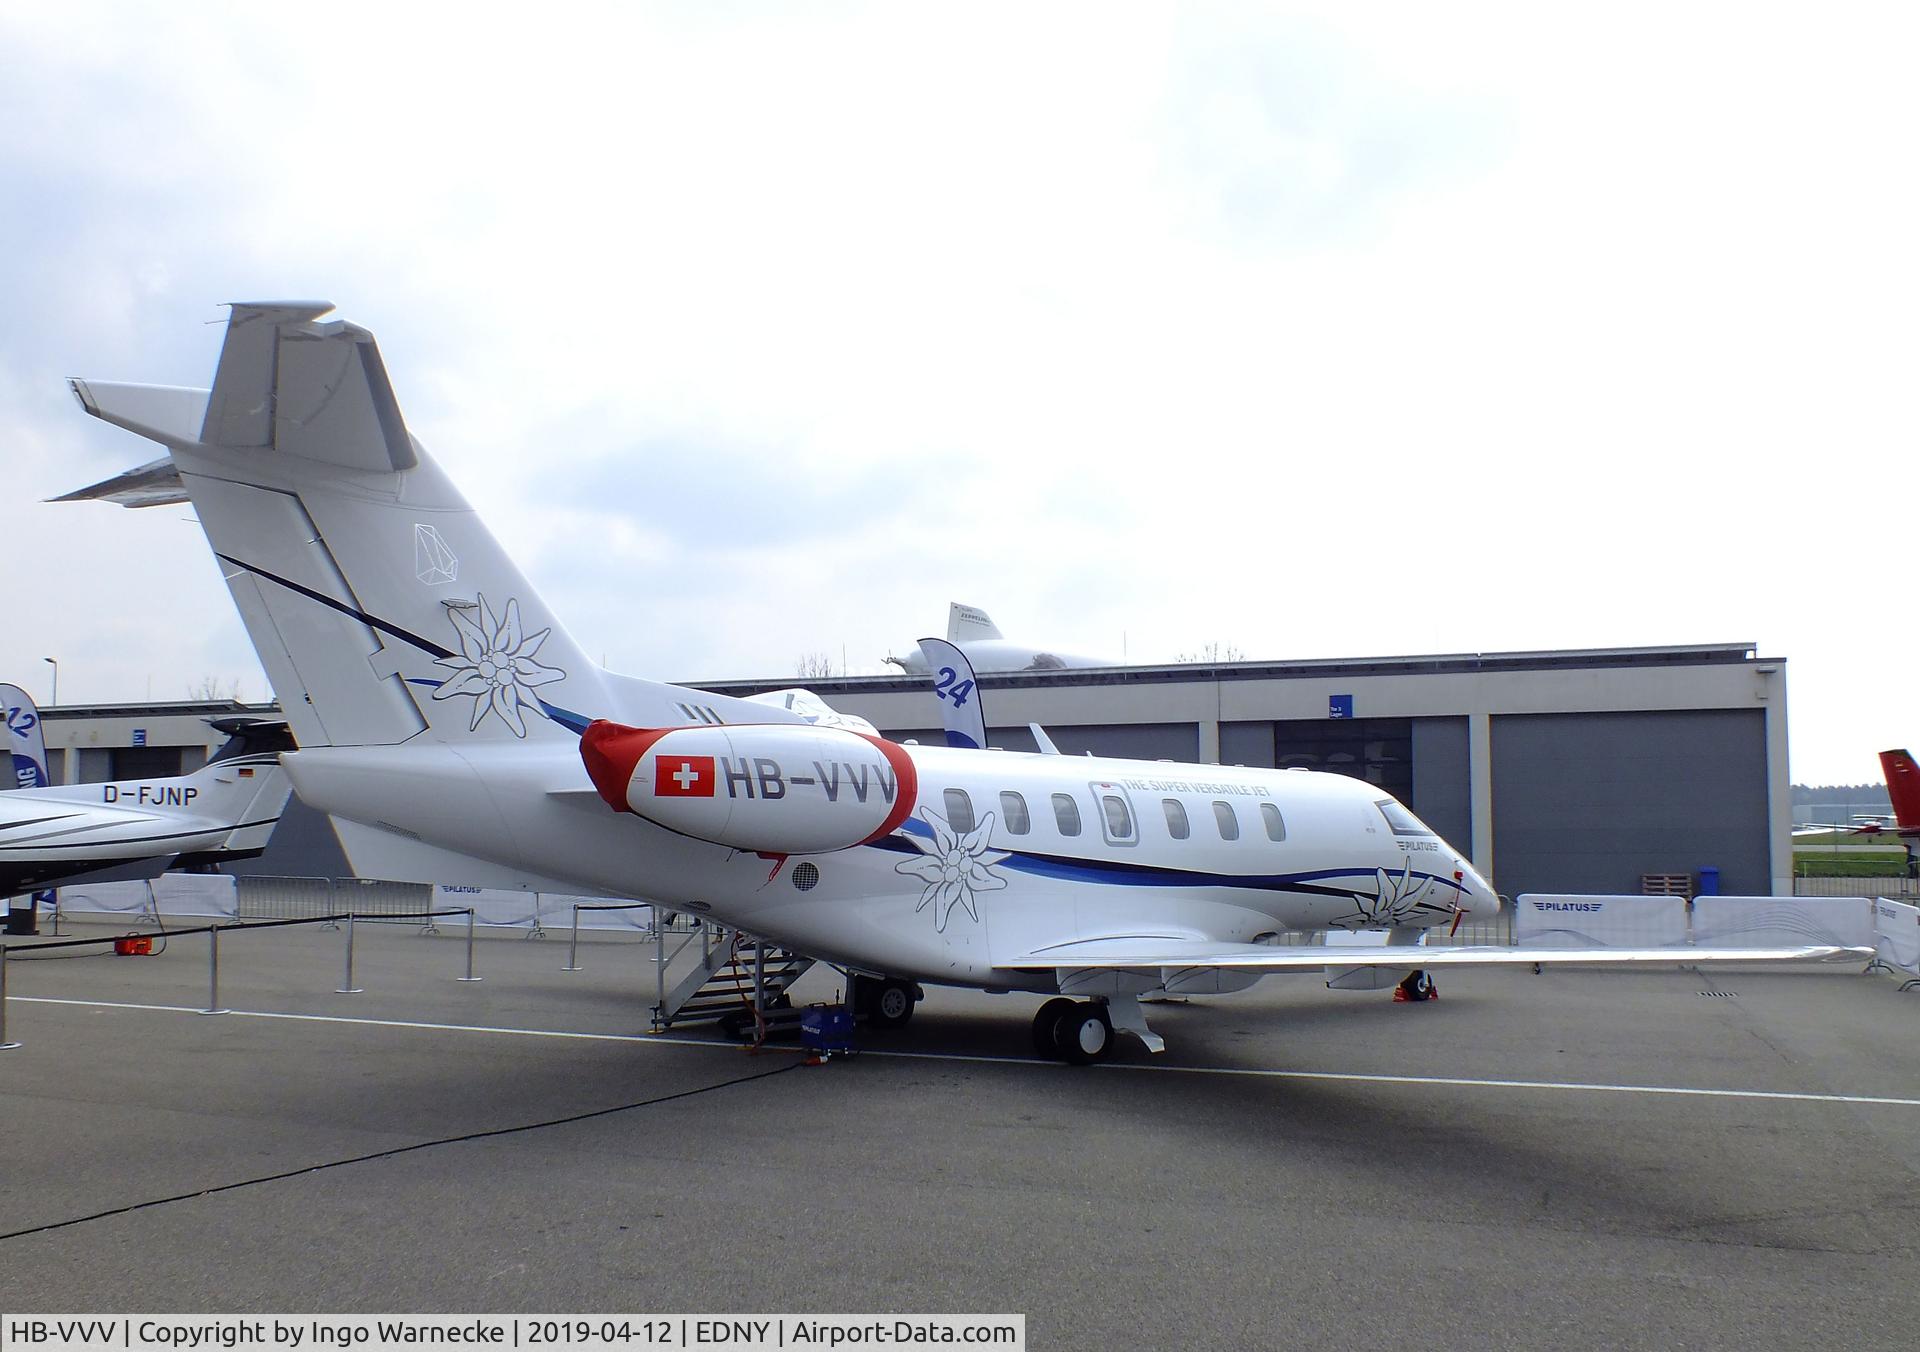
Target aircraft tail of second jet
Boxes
[1879,749,1920,830]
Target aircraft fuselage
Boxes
[283,734,1494,991]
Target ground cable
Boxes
[0,1059,802,1243]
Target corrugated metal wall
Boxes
[1490,709,1768,897]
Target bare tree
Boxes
[1174,642,1245,664]
[795,651,836,679]
[187,675,241,701]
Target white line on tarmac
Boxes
[14,994,1920,1109]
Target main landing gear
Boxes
[1032,997,1113,1064]
[1032,994,1166,1064]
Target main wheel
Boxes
[1053,1002,1114,1065]
[1031,998,1075,1057]
[867,978,917,1029]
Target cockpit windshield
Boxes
[1375,798,1435,838]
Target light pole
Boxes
[41,657,57,706]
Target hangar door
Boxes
[1223,717,1471,850]
[1490,709,1769,898]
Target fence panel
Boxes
[1794,876,1920,899]
[237,876,431,920]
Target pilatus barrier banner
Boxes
[1513,894,1688,948]
[1873,897,1920,975]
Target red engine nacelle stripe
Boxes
[579,720,674,811]
[857,732,919,844]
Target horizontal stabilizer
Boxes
[75,304,416,475]
[66,381,209,451]
[48,453,188,508]
[1003,938,1872,972]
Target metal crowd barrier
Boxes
[559,902,656,973]
[236,875,433,921]
[0,907,482,1051]
[1794,876,1920,899]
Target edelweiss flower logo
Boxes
[1336,862,1438,928]
[432,594,565,737]
[894,809,1008,933]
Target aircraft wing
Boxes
[1001,938,1871,971]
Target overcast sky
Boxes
[1,4,1913,784]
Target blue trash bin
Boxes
[1696,867,1720,897]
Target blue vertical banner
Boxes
[0,682,50,788]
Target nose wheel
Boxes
[1393,970,1438,1002]
[852,974,922,1029]
[1032,998,1115,1064]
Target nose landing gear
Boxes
[851,974,922,1029]
[1393,969,1438,1002]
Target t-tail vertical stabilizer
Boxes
[68,303,803,753]
[946,602,1003,644]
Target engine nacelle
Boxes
[579,720,918,855]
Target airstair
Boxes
[651,922,816,1035]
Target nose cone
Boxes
[1450,855,1499,917]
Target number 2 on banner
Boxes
[933,667,974,708]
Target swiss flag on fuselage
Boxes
[654,754,716,798]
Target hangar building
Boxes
[34,642,1790,899]
[708,642,1791,899]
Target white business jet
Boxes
[0,718,293,895]
[65,304,1865,1062]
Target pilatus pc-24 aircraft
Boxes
[0,718,292,895]
[64,303,1866,1062]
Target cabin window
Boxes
[943,788,976,834]
[1376,798,1433,837]
[1261,802,1287,842]
[999,791,1031,835]
[1100,792,1136,845]
[1212,800,1240,841]
[1052,792,1082,836]
[1162,798,1190,840]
